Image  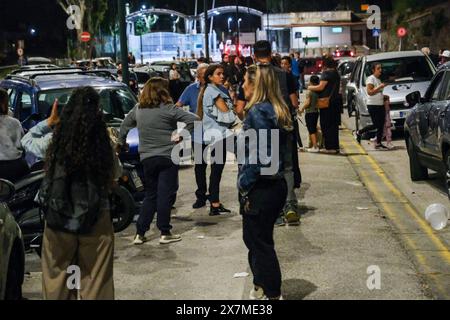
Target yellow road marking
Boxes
[340,136,450,297]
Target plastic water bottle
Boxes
[424,204,449,231]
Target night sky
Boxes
[0,0,395,60]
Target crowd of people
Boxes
[6,40,449,300]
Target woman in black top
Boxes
[308,56,341,153]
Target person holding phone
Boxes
[354,63,389,150]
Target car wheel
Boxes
[407,136,428,181]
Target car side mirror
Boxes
[0,179,15,202]
[405,91,421,107]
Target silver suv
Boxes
[347,51,436,133]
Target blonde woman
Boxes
[238,64,292,300]
[119,78,199,245]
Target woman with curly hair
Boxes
[41,86,121,300]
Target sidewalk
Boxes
[22,121,429,300]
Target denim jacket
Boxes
[237,101,288,196]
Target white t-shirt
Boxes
[366,75,384,106]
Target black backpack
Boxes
[38,165,103,234]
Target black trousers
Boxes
[137,156,179,236]
[320,103,340,150]
[194,141,227,203]
[0,158,30,182]
[242,178,288,298]
[359,105,386,144]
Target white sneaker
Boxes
[305,147,320,153]
[249,287,266,300]
[159,234,182,244]
[386,142,395,150]
[133,234,147,245]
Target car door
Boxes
[422,71,447,156]
[426,71,450,157]
[14,90,34,126]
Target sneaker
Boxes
[209,204,231,216]
[375,144,388,150]
[353,130,362,144]
[249,286,266,300]
[275,215,286,226]
[386,142,395,150]
[159,234,182,244]
[133,234,147,245]
[285,210,301,226]
[305,147,320,153]
[193,199,206,209]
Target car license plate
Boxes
[131,169,144,190]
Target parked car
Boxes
[333,47,356,59]
[0,69,137,130]
[404,62,450,195]
[27,57,52,65]
[349,51,436,134]
[12,64,59,72]
[337,58,356,111]
[0,179,25,300]
[149,61,194,91]
[186,60,199,78]
[301,57,323,87]
[131,65,158,91]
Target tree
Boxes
[57,0,108,58]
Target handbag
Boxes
[316,77,339,110]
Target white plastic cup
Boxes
[424,204,449,231]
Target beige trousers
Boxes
[41,210,115,300]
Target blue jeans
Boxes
[137,156,179,236]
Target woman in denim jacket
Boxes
[237,64,292,300]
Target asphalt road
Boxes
[22,110,450,300]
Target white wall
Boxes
[291,26,352,49]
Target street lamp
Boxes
[238,18,242,30]
[141,4,146,10]
[228,17,233,33]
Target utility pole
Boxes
[236,0,239,56]
[204,0,209,61]
[118,0,129,84]
[265,0,269,41]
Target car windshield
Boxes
[37,87,137,119]
[363,56,434,85]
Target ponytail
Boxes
[197,85,206,120]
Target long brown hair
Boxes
[244,65,292,130]
[139,77,173,108]
[196,64,224,119]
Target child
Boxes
[370,96,394,149]
[299,75,320,152]
[383,96,394,149]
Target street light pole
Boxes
[204,0,209,61]
[236,0,239,56]
[118,0,129,84]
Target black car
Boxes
[404,62,450,195]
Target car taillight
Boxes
[350,52,354,57]
[336,52,341,57]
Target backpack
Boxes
[38,165,103,234]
